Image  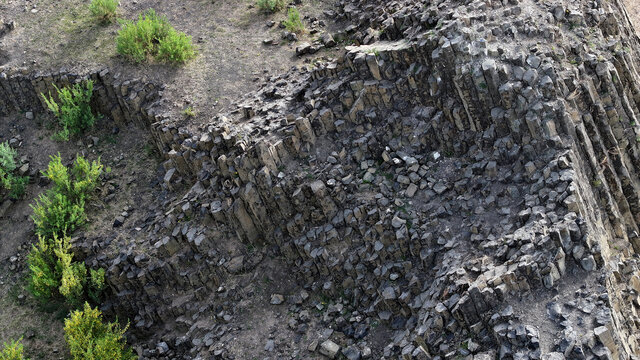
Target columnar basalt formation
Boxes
[3,0,640,358]
[0,68,162,129]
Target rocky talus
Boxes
[4,0,640,358]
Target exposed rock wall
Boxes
[4,0,640,358]
[0,67,162,130]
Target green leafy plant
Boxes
[27,236,62,301]
[28,234,104,306]
[0,142,29,200]
[0,338,27,360]
[283,8,305,34]
[25,154,106,310]
[89,0,118,24]
[41,81,97,141]
[256,0,285,13]
[31,154,103,239]
[88,268,106,303]
[46,154,103,201]
[27,154,105,305]
[64,303,136,360]
[0,142,17,174]
[365,48,380,57]
[116,9,196,64]
[31,191,86,240]
[7,175,29,199]
[157,28,197,63]
[183,106,196,118]
[57,239,88,307]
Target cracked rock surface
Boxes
[4,0,640,358]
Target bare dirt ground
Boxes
[0,0,343,126]
[0,275,67,360]
[625,0,640,33]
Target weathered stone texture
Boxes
[5,0,640,358]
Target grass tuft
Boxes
[256,0,286,13]
[183,106,196,118]
[283,8,305,34]
[89,0,118,24]
[116,9,196,64]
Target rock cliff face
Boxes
[4,0,640,358]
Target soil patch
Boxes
[0,0,344,128]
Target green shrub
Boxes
[116,9,196,64]
[64,303,136,360]
[31,154,103,239]
[27,236,61,301]
[7,175,29,199]
[0,338,27,360]
[57,241,88,307]
[88,268,106,303]
[41,81,96,141]
[256,0,285,13]
[0,142,29,200]
[0,142,17,174]
[27,234,103,306]
[31,192,86,240]
[89,0,118,24]
[28,154,106,305]
[157,28,196,63]
[283,8,305,34]
[44,154,103,201]
[116,9,168,63]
